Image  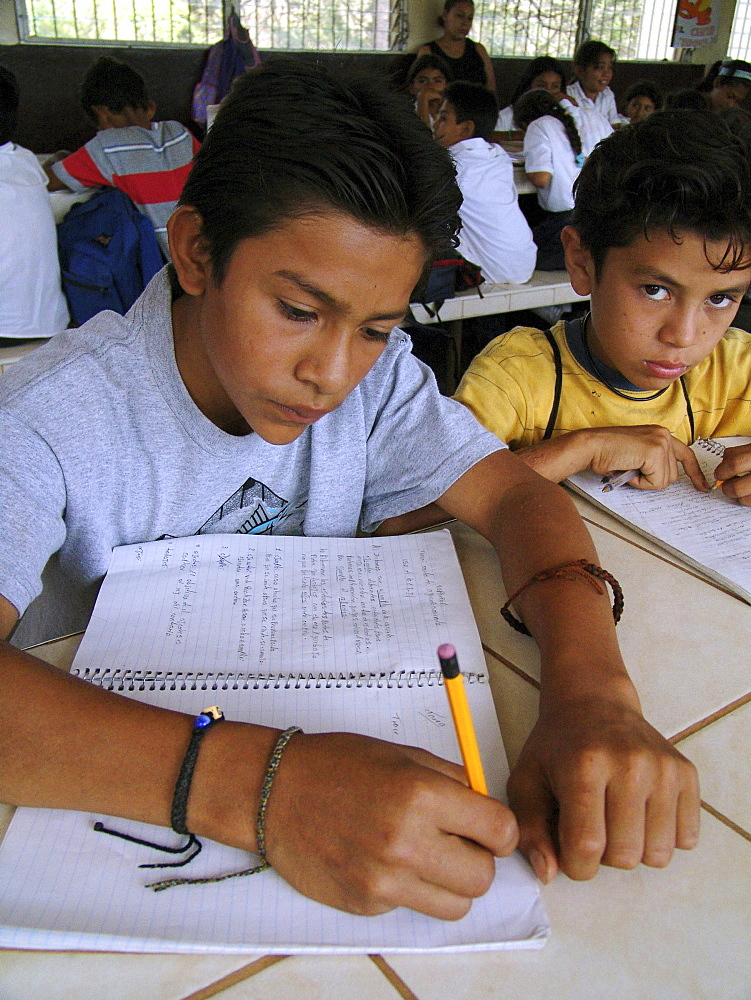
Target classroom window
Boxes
[15,0,408,49]
[728,0,751,61]
[473,0,678,59]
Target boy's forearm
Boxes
[0,641,276,853]
[438,451,633,700]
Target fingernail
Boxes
[529,849,549,883]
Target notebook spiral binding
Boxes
[696,437,725,456]
[72,668,486,692]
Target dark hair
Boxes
[624,80,662,111]
[665,88,708,111]
[179,61,462,285]
[444,80,497,141]
[718,105,751,145]
[80,56,150,121]
[438,0,473,28]
[510,56,566,105]
[406,53,453,91]
[698,58,751,93]
[513,88,582,157]
[573,39,616,71]
[571,109,751,275]
[0,65,19,145]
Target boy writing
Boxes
[0,65,697,919]
[433,81,537,285]
[45,56,199,260]
[455,110,751,502]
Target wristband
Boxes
[501,559,624,636]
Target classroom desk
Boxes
[2,507,750,1000]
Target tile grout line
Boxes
[482,642,540,690]
[669,689,751,744]
[579,515,747,604]
[369,955,422,1000]
[177,955,289,1000]
[701,801,751,843]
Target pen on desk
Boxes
[600,469,640,493]
[437,643,488,795]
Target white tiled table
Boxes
[2,512,750,1000]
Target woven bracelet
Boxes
[500,559,624,637]
[94,705,226,870]
[146,725,303,892]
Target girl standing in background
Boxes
[416,0,495,92]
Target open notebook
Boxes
[0,530,549,955]
[567,437,751,603]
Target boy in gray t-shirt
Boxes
[0,63,699,920]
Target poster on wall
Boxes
[671,0,720,47]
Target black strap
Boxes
[679,375,695,443]
[542,327,563,441]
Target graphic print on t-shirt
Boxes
[196,477,307,536]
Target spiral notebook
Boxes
[0,530,549,954]
[567,436,751,603]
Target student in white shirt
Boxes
[567,40,628,127]
[495,55,610,158]
[495,55,571,133]
[434,81,536,284]
[0,66,69,344]
[405,53,452,129]
[514,87,583,270]
[623,79,662,124]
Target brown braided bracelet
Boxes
[500,559,624,636]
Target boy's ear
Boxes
[561,226,596,296]
[146,100,156,121]
[91,105,115,130]
[460,118,476,140]
[168,206,213,297]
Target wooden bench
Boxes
[409,269,588,392]
[0,340,49,375]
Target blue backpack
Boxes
[57,188,164,326]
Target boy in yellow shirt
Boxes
[455,109,751,501]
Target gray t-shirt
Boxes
[0,269,503,647]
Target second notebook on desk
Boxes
[566,437,751,603]
[0,530,549,955]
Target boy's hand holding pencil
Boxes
[712,442,751,505]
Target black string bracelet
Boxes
[94,705,225,869]
[94,716,304,892]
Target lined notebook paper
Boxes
[567,437,751,603]
[0,530,549,954]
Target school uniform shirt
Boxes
[0,142,69,339]
[454,320,751,452]
[449,138,536,284]
[0,268,504,648]
[496,97,581,134]
[52,122,200,259]
[495,105,514,131]
[564,102,613,157]
[566,81,628,126]
[523,116,581,212]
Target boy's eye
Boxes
[643,284,669,300]
[362,327,391,343]
[279,301,316,322]
[708,293,735,308]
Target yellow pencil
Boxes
[437,643,488,795]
